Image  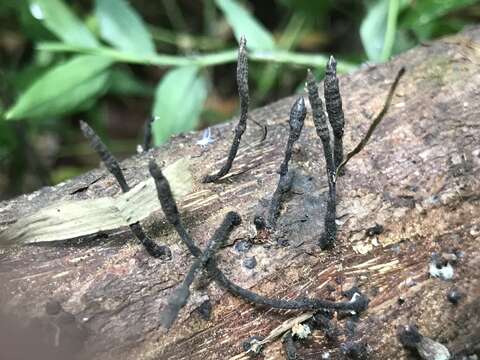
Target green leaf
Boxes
[28,0,98,47]
[360,0,389,62]
[215,0,275,50]
[152,66,207,144]
[360,0,408,62]
[6,55,113,120]
[95,0,155,55]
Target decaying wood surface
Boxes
[1,28,479,360]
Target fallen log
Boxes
[0,27,479,360]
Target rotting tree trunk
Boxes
[1,28,479,360]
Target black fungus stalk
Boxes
[80,120,129,192]
[266,97,306,229]
[149,160,369,313]
[129,223,170,258]
[282,332,297,360]
[279,97,306,177]
[160,211,241,329]
[142,116,154,152]
[324,56,345,172]
[306,71,337,249]
[203,36,249,183]
[208,263,369,311]
[336,67,406,175]
[149,160,200,257]
[80,121,170,258]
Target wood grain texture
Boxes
[1,28,479,360]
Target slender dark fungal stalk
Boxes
[207,263,369,312]
[265,172,294,230]
[129,222,171,258]
[336,67,406,175]
[306,70,335,178]
[149,160,200,257]
[251,118,268,143]
[324,56,345,172]
[143,116,154,152]
[203,36,249,183]
[282,332,297,360]
[279,97,307,177]
[80,120,129,193]
[80,120,170,258]
[161,211,241,329]
[266,97,306,229]
[306,70,337,249]
[150,160,369,314]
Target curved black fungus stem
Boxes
[80,120,170,258]
[324,56,346,172]
[203,36,249,183]
[129,222,171,259]
[143,116,154,152]
[306,70,337,249]
[266,97,306,229]
[250,117,268,143]
[208,264,369,311]
[160,211,241,329]
[336,67,406,176]
[150,160,369,313]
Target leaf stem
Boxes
[37,42,357,72]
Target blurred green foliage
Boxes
[0,0,479,198]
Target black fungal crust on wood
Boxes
[0,28,480,360]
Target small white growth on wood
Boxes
[248,338,263,355]
[291,323,311,339]
[197,127,214,147]
[429,262,454,281]
[348,292,361,315]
